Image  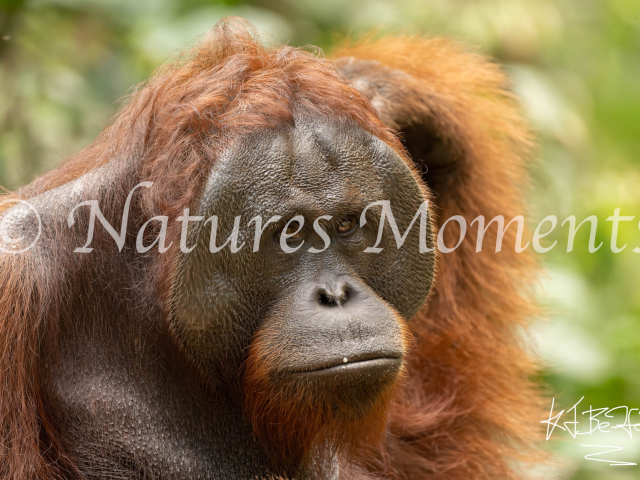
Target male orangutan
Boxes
[0,17,543,480]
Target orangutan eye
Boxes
[337,217,356,235]
[284,221,302,240]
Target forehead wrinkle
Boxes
[285,149,382,215]
[288,129,382,190]
[294,117,378,168]
[275,191,369,222]
[204,120,393,219]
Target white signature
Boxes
[543,397,639,466]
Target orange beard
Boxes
[242,320,412,477]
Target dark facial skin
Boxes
[28,114,434,479]
[172,114,435,384]
[171,113,435,474]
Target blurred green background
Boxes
[1,0,639,478]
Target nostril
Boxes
[317,290,337,307]
[316,283,352,307]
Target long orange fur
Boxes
[0,18,543,480]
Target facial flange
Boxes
[170,114,435,392]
